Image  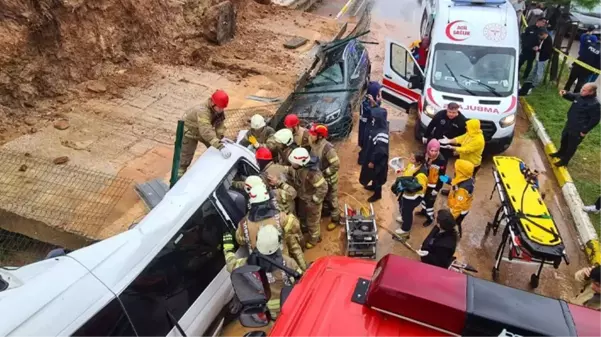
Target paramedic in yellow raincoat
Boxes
[447,159,475,238]
[440,119,485,177]
[393,152,428,239]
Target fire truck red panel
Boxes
[365,254,467,334]
[462,276,577,336]
[568,303,601,337]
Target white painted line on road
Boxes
[336,0,356,19]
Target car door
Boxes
[382,38,424,111]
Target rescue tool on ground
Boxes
[486,156,569,289]
[230,254,599,336]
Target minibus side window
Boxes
[115,198,228,336]
[72,298,136,336]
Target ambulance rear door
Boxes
[382,38,424,113]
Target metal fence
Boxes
[0,150,132,266]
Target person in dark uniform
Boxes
[416,209,458,269]
[359,107,389,202]
[551,83,600,167]
[564,40,600,93]
[519,18,547,81]
[358,82,382,165]
[423,102,467,162]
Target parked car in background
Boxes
[272,38,371,140]
[570,4,601,37]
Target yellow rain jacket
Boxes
[400,163,428,200]
[448,159,475,219]
[453,119,485,167]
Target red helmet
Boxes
[309,123,328,138]
[211,90,229,109]
[284,114,300,128]
[255,147,273,161]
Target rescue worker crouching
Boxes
[223,225,302,319]
[267,128,296,166]
[447,159,475,238]
[418,139,446,226]
[392,152,428,239]
[179,89,230,177]
[287,147,328,249]
[572,265,600,310]
[255,147,297,215]
[417,209,459,269]
[440,119,485,178]
[284,114,311,150]
[236,183,307,270]
[308,124,342,231]
[240,114,275,152]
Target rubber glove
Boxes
[440,144,454,149]
[416,250,429,257]
[220,147,232,159]
[438,136,451,145]
[248,135,259,148]
[223,232,235,253]
[422,137,428,144]
[431,190,438,196]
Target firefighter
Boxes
[359,107,389,202]
[358,81,382,165]
[392,152,428,239]
[239,114,275,152]
[284,114,311,150]
[418,139,446,226]
[255,147,297,215]
[287,147,328,249]
[236,184,307,270]
[308,124,341,231]
[447,159,475,238]
[440,119,485,178]
[266,128,296,165]
[179,89,230,177]
[223,224,302,319]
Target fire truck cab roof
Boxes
[269,255,600,337]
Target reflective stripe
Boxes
[427,183,437,188]
[313,177,326,187]
[198,117,211,124]
[328,156,339,164]
[373,133,389,144]
[360,117,367,122]
[403,193,423,200]
[285,216,294,232]
[280,189,287,202]
[461,210,469,215]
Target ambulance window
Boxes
[72,298,136,336]
[114,198,227,336]
[390,44,418,80]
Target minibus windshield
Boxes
[431,43,516,97]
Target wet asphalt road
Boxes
[306,0,587,301]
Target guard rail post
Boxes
[170,120,185,188]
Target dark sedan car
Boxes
[275,38,370,140]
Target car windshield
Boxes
[430,43,517,97]
[572,4,601,16]
[307,44,346,88]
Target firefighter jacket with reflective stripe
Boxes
[310,138,340,183]
[183,100,226,149]
[288,160,327,204]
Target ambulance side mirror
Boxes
[231,265,272,328]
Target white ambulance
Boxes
[382,0,519,153]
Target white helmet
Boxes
[244,175,265,193]
[273,128,294,146]
[250,114,266,129]
[256,225,281,255]
[248,184,270,204]
[288,147,311,166]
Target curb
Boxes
[520,97,600,266]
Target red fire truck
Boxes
[231,254,599,336]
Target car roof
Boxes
[270,256,447,336]
[0,144,255,336]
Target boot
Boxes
[550,152,562,158]
[394,228,410,239]
[423,217,433,227]
[583,205,600,214]
[327,217,341,231]
[367,192,381,202]
[415,208,427,217]
[395,216,403,223]
[363,184,375,191]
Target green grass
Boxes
[524,79,601,237]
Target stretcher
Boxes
[485,156,569,289]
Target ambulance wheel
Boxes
[530,274,539,289]
[492,268,499,281]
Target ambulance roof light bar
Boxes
[451,0,506,6]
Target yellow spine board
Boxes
[493,156,562,246]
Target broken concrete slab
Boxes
[203,1,236,45]
[284,36,309,49]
